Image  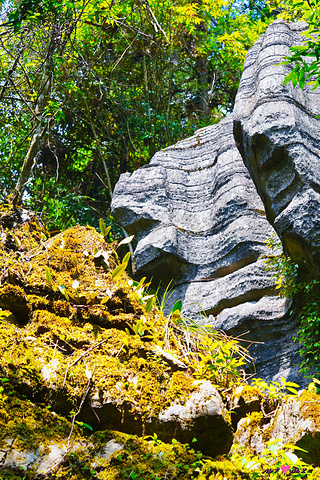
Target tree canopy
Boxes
[0,0,295,231]
[281,0,320,90]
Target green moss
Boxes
[232,385,262,405]
[26,294,51,310]
[0,219,284,479]
[245,411,264,427]
[299,390,320,428]
[0,394,79,451]
[166,371,196,405]
[0,284,29,321]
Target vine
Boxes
[265,234,320,377]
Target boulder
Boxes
[233,19,320,280]
[155,381,233,457]
[233,390,320,467]
[87,380,233,458]
[111,34,305,383]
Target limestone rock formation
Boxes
[86,379,233,458]
[233,20,320,279]
[111,22,309,383]
[112,114,275,316]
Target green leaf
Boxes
[122,251,131,264]
[283,70,296,86]
[172,299,182,313]
[135,277,146,291]
[298,69,306,89]
[284,443,308,452]
[292,73,298,88]
[99,218,111,238]
[145,295,156,313]
[75,421,93,431]
[286,387,299,394]
[45,267,52,284]
[285,381,301,388]
[71,255,78,267]
[58,285,69,300]
[111,262,128,279]
[11,233,21,248]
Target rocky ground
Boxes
[0,205,320,479]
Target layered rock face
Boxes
[233,20,320,279]
[111,20,320,383]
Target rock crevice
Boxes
[234,20,320,279]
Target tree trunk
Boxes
[196,54,208,118]
[7,59,52,206]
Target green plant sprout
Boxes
[126,316,147,337]
[99,218,111,239]
[251,377,300,399]
[111,251,131,280]
[230,440,312,479]
[264,234,299,297]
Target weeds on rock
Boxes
[0,213,318,479]
[264,234,320,377]
[264,234,299,298]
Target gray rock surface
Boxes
[155,380,233,457]
[111,21,310,384]
[85,380,232,457]
[233,20,320,279]
[233,391,320,467]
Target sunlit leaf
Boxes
[45,267,52,284]
[111,262,128,279]
[145,295,156,313]
[122,251,131,264]
[172,299,182,313]
[58,284,69,300]
[118,235,134,247]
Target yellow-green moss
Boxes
[232,385,262,405]
[0,284,29,320]
[0,393,80,451]
[245,411,264,427]
[299,390,320,428]
[0,218,284,479]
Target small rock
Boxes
[155,380,233,457]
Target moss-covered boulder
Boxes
[233,389,320,467]
[0,208,242,477]
[1,207,320,478]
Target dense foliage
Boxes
[0,0,284,231]
[265,236,320,377]
[282,0,320,89]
